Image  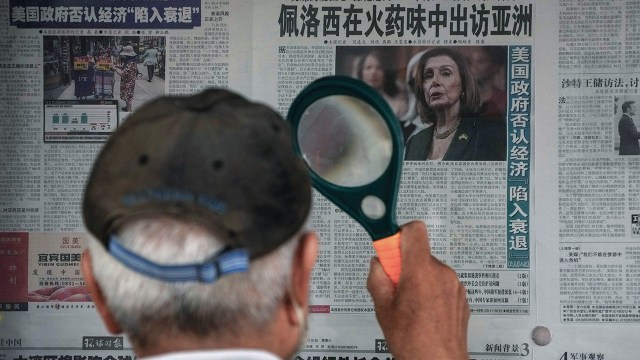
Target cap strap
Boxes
[108,234,249,283]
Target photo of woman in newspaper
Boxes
[354,50,408,120]
[336,45,507,161]
[115,45,139,112]
[404,47,506,161]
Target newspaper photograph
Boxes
[42,35,166,142]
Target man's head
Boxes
[81,89,317,358]
[622,101,636,116]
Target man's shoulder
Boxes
[141,349,282,360]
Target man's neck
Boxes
[133,308,299,360]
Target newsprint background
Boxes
[0,0,639,359]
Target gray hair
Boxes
[87,216,301,347]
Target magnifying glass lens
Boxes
[288,76,404,284]
[297,95,392,188]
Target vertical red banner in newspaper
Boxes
[0,232,29,311]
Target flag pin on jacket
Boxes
[458,134,468,141]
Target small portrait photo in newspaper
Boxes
[335,45,508,162]
[614,96,640,156]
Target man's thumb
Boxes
[367,256,395,310]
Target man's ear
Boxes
[81,249,123,334]
[287,232,318,324]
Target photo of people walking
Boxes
[43,35,166,113]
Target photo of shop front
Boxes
[43,36,166,113]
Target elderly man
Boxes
[81,88,469,360]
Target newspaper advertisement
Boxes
[0,0,638,360]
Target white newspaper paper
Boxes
[1,1,639,359]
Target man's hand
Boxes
[367,221,470,360]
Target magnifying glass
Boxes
[287,75,404,284]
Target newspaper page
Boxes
[1,1,254,359]
[534,1,640,359]
[253,1,534,359]
[0,1,637,360]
